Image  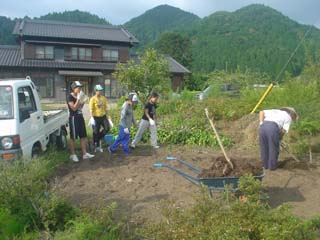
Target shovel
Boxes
[205,108,234,170]
[280,142,300,163]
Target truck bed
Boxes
[42,109,69,137]
[43,109,67,123]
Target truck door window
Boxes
[0,86,13,119]
[18,86,37,122]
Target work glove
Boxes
[88,117,95,127]
[108,118,114,128]
[76,92,81,100]
[124,128,130,134]
[149,118,155,126]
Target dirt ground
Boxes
[53,115,320,225]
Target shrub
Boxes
[39,194,78,232]
[0,207,24,239]
[0,151,76,234]
[53,203,127,240]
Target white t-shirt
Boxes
[263,109,292,132]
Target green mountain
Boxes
[188,4,320,78]
[124,4,200,48]
[1,4,319,78]
[36,10,111,25]
[126,4,320,78]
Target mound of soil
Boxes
[278,158,316,170]
[198,156,263,178]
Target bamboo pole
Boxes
[250,83,274,114]
[205,108,234,169]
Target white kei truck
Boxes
[0,77,69,161]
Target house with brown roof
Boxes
[0,19,190,101]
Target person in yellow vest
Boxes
[89,84,110,152]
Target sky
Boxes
[0,0,319,28]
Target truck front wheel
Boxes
[31,144,41,159]
[56,129,67,150]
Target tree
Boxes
[155,32,193,69]
[184,73,208,91]
[113,48,171,102]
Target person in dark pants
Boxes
[89,84,110,153]
[259,107,298,170]
[131,92,159,149]
[108,93,138,154]
[67,81,95,162]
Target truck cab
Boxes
[0,77,68,160]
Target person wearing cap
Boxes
[131,92,160,149]
[89,84,111,152]
[108,93,138,154]
[259,107,298,170]
[67,81,95,162]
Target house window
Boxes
[70,47,92,60]
[35,46,54,59]
[31,75,54,98]
[103,49,119,62]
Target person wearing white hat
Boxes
[108,93,138,154]
[259,107,298,170]
[67,81,94,162]
[131,92,160,149]
[89,84,111,152]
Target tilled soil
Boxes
[53,145,320,224]
[53,113,320,224]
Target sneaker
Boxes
[83,152,95,159]
[130,143,136,149]
[95,147,103,153]
[153,145,160,149]
[107,147,113,154]
[70,154,79,162]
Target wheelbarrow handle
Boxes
[153,163,166,167]
[166,156,200,174]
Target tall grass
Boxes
[0,150,128,239]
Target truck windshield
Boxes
[0,86,14,119]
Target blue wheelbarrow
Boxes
[154,156,264,197]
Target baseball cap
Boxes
[71,81,83,90]
[127,92,138,103]
[94,84,104,91]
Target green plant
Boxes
[0,207,24,239]
[0,150,74,235]
[140,176,320,240]
[54,203,127,240]
[39,194,78,232]
[113,48,171,103]
[238,174,267,203]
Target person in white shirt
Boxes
[259,107,298,170]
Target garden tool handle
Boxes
[205,108,234,169]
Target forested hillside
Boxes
[188,4,320,78]
[0,16,16,45]
[1,4,319,78]
[124,5,200,48]
[126,4,320,78]
[36,10,111,25]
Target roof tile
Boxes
[13,19,139,44]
